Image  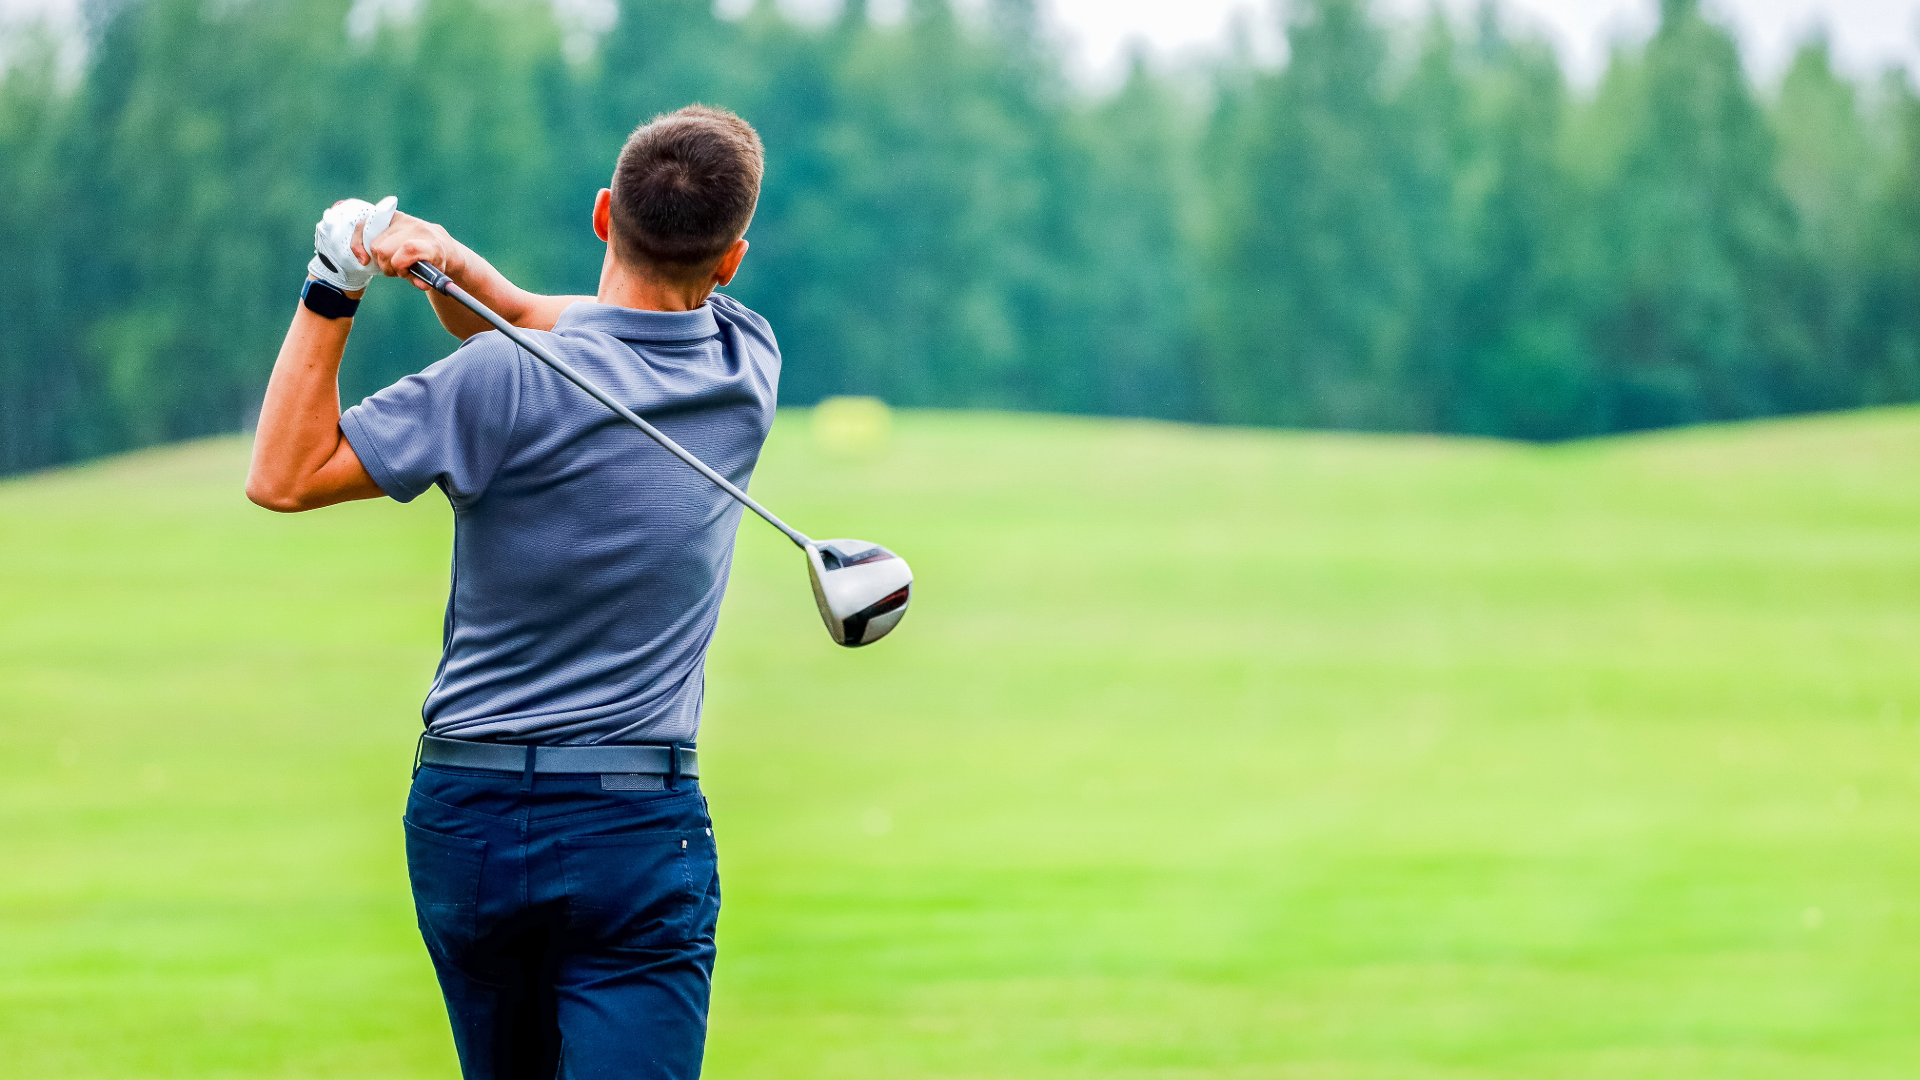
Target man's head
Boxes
[598,105,763,287]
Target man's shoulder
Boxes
[708,292,773,337]
[707,291,779,377]
[449,328,527,363]
[424,329,538,391]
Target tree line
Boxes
[2,0,1918,474]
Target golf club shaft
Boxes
[408,262,812,549]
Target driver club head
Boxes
[805,539,912,647]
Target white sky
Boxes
[7,0,1918,87]
[1039,0,1920,85]
[827,0,1920,86]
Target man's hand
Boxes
[310,196,397,293]
[364,211,497,338]
[362,210,462,291]
[365,210,589,338]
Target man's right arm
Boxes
[363,212,591,338]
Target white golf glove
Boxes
[308,195,398,292]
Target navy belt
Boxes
[418,735,698,781]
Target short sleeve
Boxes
[340,332,522,505]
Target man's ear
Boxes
[593,189,612,243]
[712,239,749,287]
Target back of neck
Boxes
[597,260,713,313]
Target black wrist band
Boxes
[301,278,361,320]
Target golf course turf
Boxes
[3,407,1918,1078]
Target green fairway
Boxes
[3,408,1919,1079]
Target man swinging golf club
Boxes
[246,105,848,1079]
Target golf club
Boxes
[406,261,912,647]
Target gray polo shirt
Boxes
[340,293,779,745]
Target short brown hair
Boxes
[609,105,764,273]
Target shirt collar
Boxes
[553,301,719,343]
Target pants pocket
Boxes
[560,830,716,947]
[403,818,488,961]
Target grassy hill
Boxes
[3,408,1919,1079]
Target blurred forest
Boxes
[3,0,1920,473]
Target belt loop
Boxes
[667,742,680,791]
[521,744,537,792]
[412,731,426,778]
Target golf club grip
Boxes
[406,263,811,549]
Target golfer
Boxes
[246,105,775,1080]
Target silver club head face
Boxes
[806,539,912,647]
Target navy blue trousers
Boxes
[404,763,720,1080]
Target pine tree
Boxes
[1204,0,1419,429]
[1577,0,1807,427]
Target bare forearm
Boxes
[246,296,380,511]
[427,286,498,339]
[431,240,588,337]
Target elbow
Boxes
[246,477,312,514]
